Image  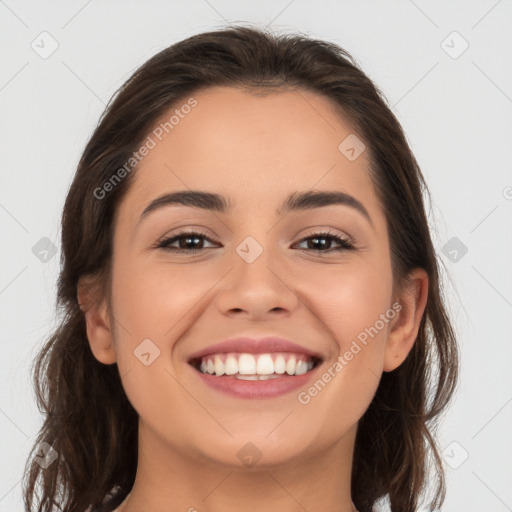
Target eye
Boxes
[155,229,355,254]
[155,231,217,254]
[294,230,355,252]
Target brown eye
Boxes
[295,231,355,252]
[156,231,217,254]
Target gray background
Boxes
[1,1,511,510]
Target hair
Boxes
[23,24,459,512]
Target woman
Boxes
[23,25,459,512]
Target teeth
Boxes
[295,360,308,375]
[256,354,274,375]
[214,355,224,376]
[195,352,317,377]
[286,355,296,375]
[224,354,238,375]
[238,354,256,375]
[236,374,282,380]
[274,355,286,374]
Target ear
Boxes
[383,268,428,372]
[77,274,117,365]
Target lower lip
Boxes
[190,363,321,399]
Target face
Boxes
[85,86,421,470]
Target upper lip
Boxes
[187,337,323,362]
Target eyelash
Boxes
[155,230,356,254]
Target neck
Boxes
[119,420,358,512]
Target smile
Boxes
[189,352,323,399]
[191,352,319,378]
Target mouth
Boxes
[186,336,325,399]
[189,352,323,380]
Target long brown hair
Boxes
[23,24,459,512]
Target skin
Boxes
[79,86,428,512]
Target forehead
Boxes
[118,86,378,222]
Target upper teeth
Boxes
[198,352,315,377]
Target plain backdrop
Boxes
[1,1,511,511]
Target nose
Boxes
[215,237,299,319]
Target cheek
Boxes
[108,255,206,428]
[109,252,225,385]
[301,259,393,413]
[111,255,203,338]
[311,258,393,347]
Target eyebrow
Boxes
[138,189,373,228]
